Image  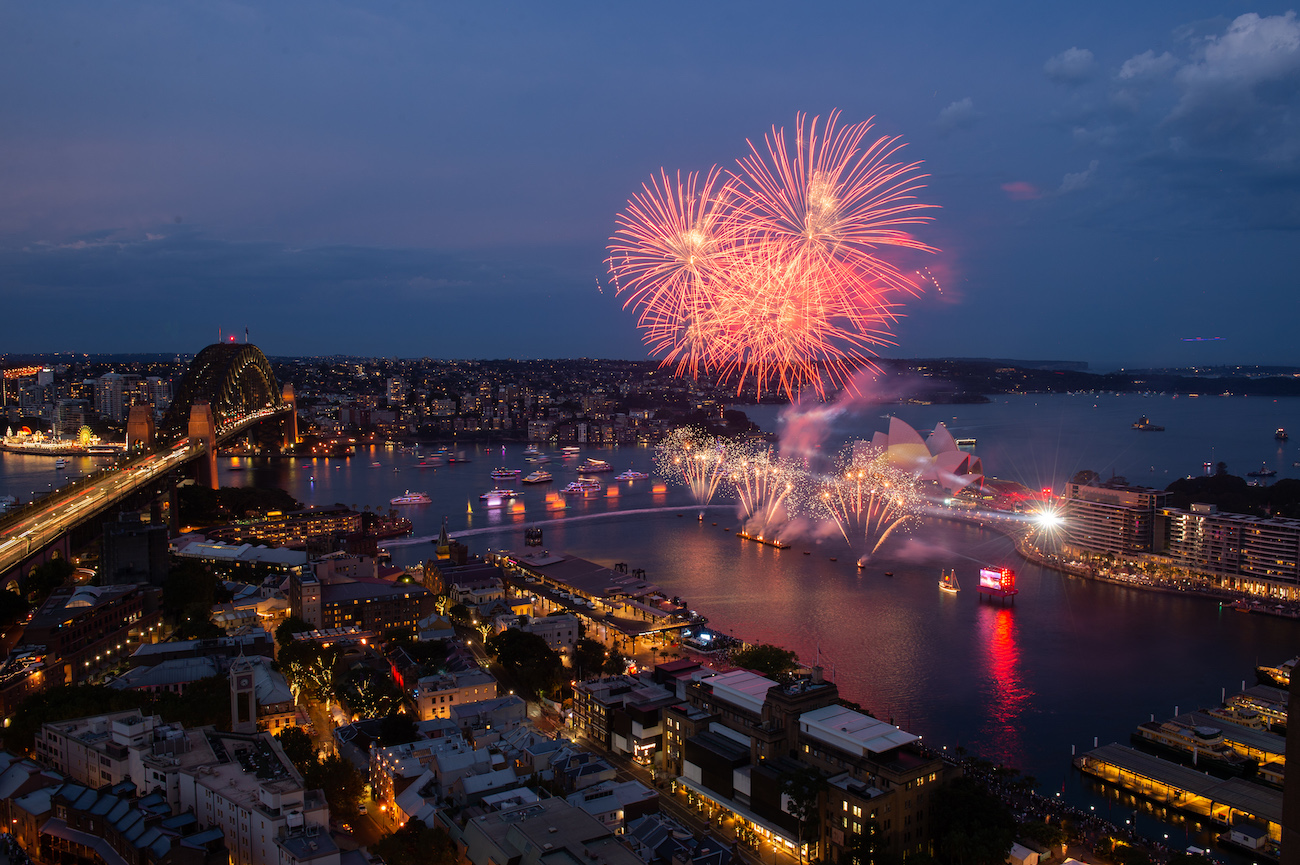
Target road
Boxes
[0,407,286,578]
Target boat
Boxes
[54,458,67,470]
[417,457,443,467]
[490,467,522,480]
[615,469,649,480]
[577,458,613,473]
[447,456,472,464]
[479,489,521,502]
[523,445,541,456]
[371,461,381,467]
[390,491,431,505]
[1257,657,1296,689]
[561,446,581,454]
[954,437,977,448]
[562,479,601,495]
[1132,416,1165,431]
[1247,463,1278,478]
[522,470,553,484]
[1131,719,1256,778]
[939,569,960,593]
[1277,428,1289,442]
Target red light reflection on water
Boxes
[977,604,1033,766]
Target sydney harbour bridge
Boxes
[0,342,298,585]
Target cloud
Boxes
[1058,160,1099,194]
[1118,50,1176,81]
[1001,181,1042,201]
[1169,11,1300,143]
[1045,47,1096,83]
[935,97,978,134]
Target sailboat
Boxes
[939,569,960,594]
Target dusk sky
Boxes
[2,2,1298,370]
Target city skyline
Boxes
[2,2,1298,372]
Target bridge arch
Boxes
[161,343,283,436]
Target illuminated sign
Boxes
[979,567,1016,593]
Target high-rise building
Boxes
[1157,503,1300,594]
[1062,480,1167,556]
[101,512,170,586]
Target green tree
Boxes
[780,765,826,865]
[1018,820,1066,850]
[302,753,364,822]
[370,819,458,865]
[603,646,628,675]
[276,615,316,648]
[448,603,471,625]
[572,639,607,680]
[162,558,223,639]
[485,628,563,699]
[276,727,316,769]
[731,643,799,679]
[930,776,1016,865]
[22,558,75,603]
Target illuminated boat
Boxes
[577,459,613,473]
[523,445,541,456]
[615,470,649,480]
[390,491,431,505]
[1247,464,1278,478]
[479,488,521,501]
[1131,720,1255,777]
[490,467,522,480]
[522,470,553,484]
[562,480,601,495]
[939,569,960,593]
[54,458,67,470]
[1132,416,1165,431]
[1276,428,1289,442]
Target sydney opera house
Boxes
[856,417,984,494]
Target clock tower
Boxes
[230,655,258,734]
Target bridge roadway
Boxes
[0,406,287,579]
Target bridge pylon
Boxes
[282,383,299,448]
[127,405,155,450]
[188,401,218,490]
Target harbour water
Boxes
[4,392,1300,851]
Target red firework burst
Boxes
[608,111,937,400]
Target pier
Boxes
[1074,743,1280,846]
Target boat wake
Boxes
[383,504,736,546]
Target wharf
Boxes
[1075,743,1280,843]
[735,532,790,549]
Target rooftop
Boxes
[701,669,776,715]
[799,705,919,757]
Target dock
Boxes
[1075,743,1280,844]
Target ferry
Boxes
[54,458,67,470]
[523,445,541,456]
[562,480,601,495]
[939,569,960,593]
[561,446,581,456]
[576,458,613,473]
[1257,657,1296,689]
[490,467,522,480]
[615,469,649,480]
[480,489,521,503]
[390,491,431,505]
[1203,704,1268,731]
[1277,428,1289,442]
[522,470,553,484]
[1247,463,1278,478]
[1131,719,1256,777]
[1132,415,1165,431]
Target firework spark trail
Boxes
[609,111,938,400]
[728,448,802,536]
[813,448,923,557]
[654,427,732,505]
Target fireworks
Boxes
[609,111,937,400]
[813,446,923,559]
[729,447,801,536]
[654,426,731,505]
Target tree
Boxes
[162,559,223,639]
[276,615,316,648]
[930,776,1016,865]
[0,588,30,626]
[276,727,316,769]
[302,753,364,822]
[1018,820,1066,850]
[337,666,404,719]
[371,819,458,865]
[731,643,799,680]
[780,765,825,865]
[603,646,628,675]
[22,558,74,603]
[572,639,607,680]
[448,603,471,625]
[485,628,563,699]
